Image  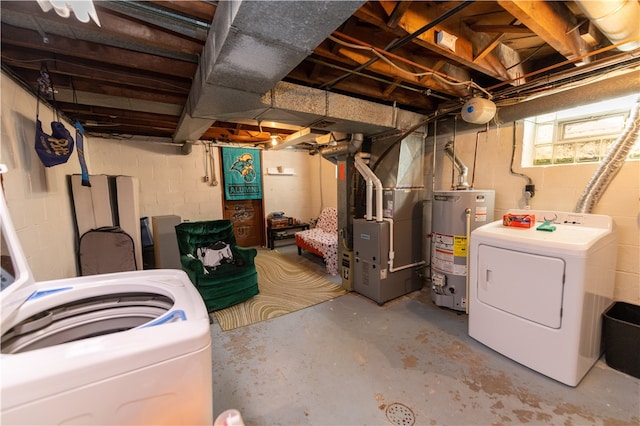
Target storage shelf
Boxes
[267,223,309,249]
[266,167,295,175]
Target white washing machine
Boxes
[0,189,213,424]
[468,210,617,386]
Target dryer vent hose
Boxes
[575,100,640,213]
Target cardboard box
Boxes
[503,213,535,228]
[268,217,290,228]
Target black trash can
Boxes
[602,301,640,379]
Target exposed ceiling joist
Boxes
[2,0,638,144]
[497,0,593,63]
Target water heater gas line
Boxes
[451,116,458,190]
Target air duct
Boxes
[575,99,640,213]
[174,1,367,142]
[319,133,363,164]
[575,0,640,52]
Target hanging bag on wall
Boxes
[34,62,74,167]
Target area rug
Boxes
[213,250,347,331]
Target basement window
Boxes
[521,94,640,167]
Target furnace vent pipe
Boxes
[575,100,640,213]
[354,152,384,222]
[354,158,373,220]
[444,140,470,190]
[319,133,363,162]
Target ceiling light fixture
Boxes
[36,0,101,27]
[270,134,279,146]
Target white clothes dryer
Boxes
[0,188,212,424]
[468,210,617,386]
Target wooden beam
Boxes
[474,33,506,63]
[56,102,180,122]
[1,47,191,94]
[473,19,519,63]
[497,0,592,63]
[386,1,413,29]
[469,24,532,34]
[286,66,437,112]
[382,78,403,97]
[356,2,525,84]
[148,1,217,23]
[1,24,197,78]
[1,1,204,55]
[337,47,469,97]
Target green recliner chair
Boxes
[175,219,259,312]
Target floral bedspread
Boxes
[295,207,338,275]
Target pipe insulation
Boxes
[575,100,640,213]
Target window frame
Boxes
[522,95,639,167]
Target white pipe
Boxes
[353,159,373,221]
[464,208,471,315]
[355,153,384,222]
[354,152,425,273]
[384,217,426,273]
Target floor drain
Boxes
[385,402,415,426]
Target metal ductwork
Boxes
[575,0,640,52]
[174,1,427,143]
[176,0,404,142]
[444,140,470,190]
[575,99,640,213]
[319,133,363,164]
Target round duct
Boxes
[461,97,496,124]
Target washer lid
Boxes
[1,188,38,327]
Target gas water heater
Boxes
[431,190,494,311]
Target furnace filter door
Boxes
[477,244,565,328]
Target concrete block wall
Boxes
[2,71,637,304]
[429,124,639,304]
[87,138,225,222]
[1,74,79,281]
[262,149,337,224]
[0,72,335,281]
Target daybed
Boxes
[295,207,338,275]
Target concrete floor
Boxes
[211,244,640,426]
